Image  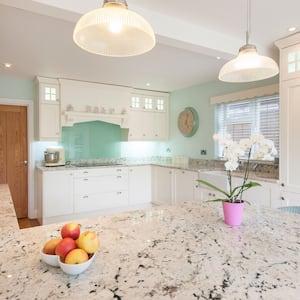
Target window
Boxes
[44,86,57,101]
[144,97,153,109]
[156,99,164,111]
[215,95,280,158]
[131,96,140,108]
[288,51,300,74]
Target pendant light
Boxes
[73,0,156,57]
[218,0,279,82]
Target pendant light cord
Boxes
[246,0,251,45]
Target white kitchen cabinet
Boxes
[37,170,74,224]
[152,166,174,204]
[279,190,300,207]
[128,165,152,205]
[152,166,199,204]
[231,177,271,208]
[128,91,169,141]
[198,171,280,208]
[35,76,61,141]
[73,167,128,213]
[275,33,300,200]
[174,169,199,203]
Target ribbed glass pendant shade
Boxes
[219,45,279,82]
[73,1,156,57]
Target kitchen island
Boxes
[0,184,299,300]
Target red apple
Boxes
[64,248,89,264]
[43,238,62,255]
[76,231,100,254]
[55,237,77,259]
[61,222,80,240]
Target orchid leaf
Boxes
[197,179,230,198]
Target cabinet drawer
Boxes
[74,175,128,195]
[73,167,127,178]
[74,191,128,213]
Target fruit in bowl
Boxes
[61,222,80,240]
[40,222,100,274]
[40,237,62,267]
[42,238,62,255]
[55,237,77,259]
[76,231,99,254]
[59,252,96,275]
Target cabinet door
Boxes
[39,103,61,140]
[152,166,173,204]
[232,177,271,208]
[43,171,74,218]
[279,191,300,207]
[280,77,300,193]
[128,165,152,205]
[174,169,198,203]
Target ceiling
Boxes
[0,0,299,92]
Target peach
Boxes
[76,231,99,254]
[64,248,89,264]
[43,238,62,255]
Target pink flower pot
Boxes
[222,201,244,226]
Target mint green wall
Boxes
[0,75,35,100]
[168,76,279,159]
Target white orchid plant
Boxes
[197,133,277,203]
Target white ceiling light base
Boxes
[73,0,156,57]
[219,44,279,82]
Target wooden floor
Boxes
[18,218,40,229]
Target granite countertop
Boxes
[1,184,299,299]
[36,161,278,182]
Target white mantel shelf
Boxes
[1,184,300,299]
[62,111,129,128]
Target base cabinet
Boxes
[152,166,174,204]
[128,165,152,205]
[174,169,199,203]
[73,168,129,213]
[152,166,199,204]
[37,170,74,224]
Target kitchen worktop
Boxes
[1,184,299,299]
[37,160,278,182]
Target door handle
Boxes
[23,160,28,165]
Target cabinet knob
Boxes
[281,183,285,187]
[281,196,285,201]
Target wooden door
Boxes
[0,105,28,218]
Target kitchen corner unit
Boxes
[35,76,61,141]
[275,32,300,206]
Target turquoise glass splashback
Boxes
[61,121,121,159]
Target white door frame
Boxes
[0,98,35,218]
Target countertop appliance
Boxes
[44,147,65,166]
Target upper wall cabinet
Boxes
[275,32,300,197]
[35,76,61,141]
[128,90,169,141]
[275,33,300,81]
[59,79,131,128]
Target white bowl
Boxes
[58,253,95,275]
[40,250,60,267]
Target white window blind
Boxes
[215,95,280,158]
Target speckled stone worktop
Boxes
[1,184,299,299]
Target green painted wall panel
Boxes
[0,75,35,100]
[61,121,121,159]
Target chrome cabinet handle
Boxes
[23,160,28,165]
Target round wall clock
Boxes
[177,107,199,137]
